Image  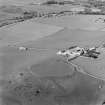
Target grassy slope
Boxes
[33,15,105,31]
[1,9,105,80]
[1,28,105,78]
[0,20,62,46]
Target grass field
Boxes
[1,2,105,105]
[0,20,62,46]
[33,15,105,31]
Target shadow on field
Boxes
[0,56,105,105]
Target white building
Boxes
[18,46,28,51]
[91,8,101,13]
[71,6,85,13]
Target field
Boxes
[1,1,105,105]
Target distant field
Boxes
[0,11,22,21]
[0,20,63,46]
[33,15,105,31]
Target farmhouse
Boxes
[90,8,101,13]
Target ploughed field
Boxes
[1,14,105,105]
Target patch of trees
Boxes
[87,0,105,8]
[23,11,38,19]
[42,0,78,5]
[42,0,58,5]
[78,11,105,15]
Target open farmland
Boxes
[1,26,105,105]
[2,27,105,79]
[1,0,105,105]
[33,15,105,31]
[0,20,62,46]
